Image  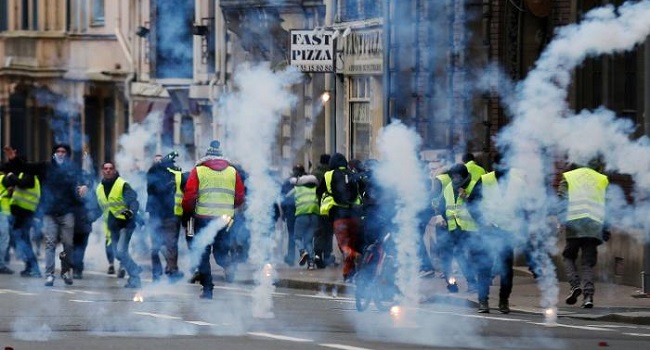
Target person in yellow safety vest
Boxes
[0,172,14,274]
[559,160,610,309]
[146,152,186,283]
[1,146,42,278]
[317,153,362,282]
[287,165,319,269]
[470,159,528,314]
[95,161,142,288]
[432,163,480,294]
[430,169,453,281]
[181,140,245,300]
[462,152,487,183]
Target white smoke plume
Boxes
[493,1,650,317]
[219,63,302,318]
[375,121,430,306]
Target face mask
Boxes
[53,154,66,165]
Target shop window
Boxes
[91,0,104,26]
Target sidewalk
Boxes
[270,264,650,325]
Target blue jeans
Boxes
[294,214,318,258]
[11,211,39,272]
[43,213,75,276]
[109,225,140,278]
[0,215,10,269]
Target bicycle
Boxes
[355,232,400,312]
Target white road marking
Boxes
[49,289,77,294]
[69,299,94,303]
[0,289,36,296]
[622,332,650,337]
[529,322,615,331]
[185,320,218,326]
[248,332,313,342]
[588,324,640,329]
[133,311,182,320]
[295,293,355,301]
[320,343,375,350]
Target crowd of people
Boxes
[0,141,611,310]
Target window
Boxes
[341,0,382,21]
[0,0,7,31]
[154,1,194,78]
[349,77,372,160]
[91,0,104,26]
[20,0,38,30]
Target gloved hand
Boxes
[120,209,134,220]
[602,228,611,242]
[433,215,447,228]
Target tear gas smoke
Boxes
[492,1,650,318]
[218,63,302,318]
[375,121,430,306]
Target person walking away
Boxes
[181,140,245,299]
[146,152,185,283]
[559,159,610,309]
[289,167,319,268]
[432,164,480,293]
[471,160,527,313]
[319,153,362,282]
[1,146,42,278]
[95,161,142,288]
[313,154,333,268]
[0,172,14,274]
[280,166,299,266]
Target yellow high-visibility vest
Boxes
[96,177,128,220]
[295,185,319,216]
[563,168,608,223]
[195,165,236,217]
[11,173,41,212]
[443,179,478,232]
[0,175,12,215]
[465,160,486,182]
[319,168,361,216]
[167,168,184,216]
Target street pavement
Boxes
[267,263,650,326]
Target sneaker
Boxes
[581,295,594,309]
[61,271,73,285]
[478,300,490,313]
[200,289,213,300]
[565,286,582,305]
[298,251,309,266]
[313,255,325,269]
[188,271,202,284]
[0,266,14,274]
[498,299,510,314]
[20,269,42,278]
[418,269,435,279]
[44,275,55,287]
[117,268,126,279]
[107,265,115,275]
[124,277,141,289]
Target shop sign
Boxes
[343,29,383,75]
[289,30,335,72]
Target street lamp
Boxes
[320,91,331,103]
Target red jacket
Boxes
[182,157,245,218]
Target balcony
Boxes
[1,31,68,77]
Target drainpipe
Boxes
[641,36,650,294]
[115,18,136,126]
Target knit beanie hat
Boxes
[205,140,222,157]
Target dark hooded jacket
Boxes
[146,158,179,218]
[32,144,83,216]
[317,153,360,220]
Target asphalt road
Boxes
[1,270,650,350]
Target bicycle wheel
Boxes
[355,272,372,311]
[373,257,398,311]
